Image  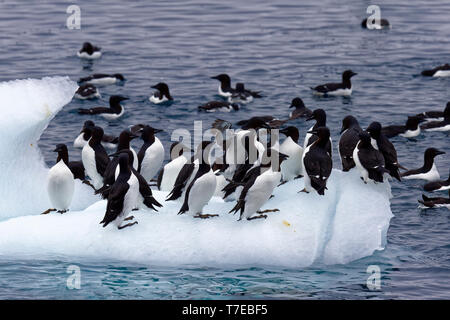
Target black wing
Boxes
[358,148,387,182]
[100,182,129,227]
[137,143,149,173]
[166,163,195,201]
[93,144,110,176]
[421,120,448,130]
[228,170,260,218]
[304,148,332,195]
[68,161,85,180]
[339,128,361,171]
[312,82,343,93]
[78,107,113,115]
[133,169,162,211]
[381,125,406,138]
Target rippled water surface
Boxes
[0,0,449,299]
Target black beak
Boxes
[151,85,158,89]
[154,128,163,133]
[437,150,446,156]
[53,147,60,152]
[120,97,129,101]
[306,115,315,121]
[210,76,219,80]
[307,130,317,135]
[289,104,295,108]
[351,72,358,77]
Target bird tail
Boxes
[250,91,262,98]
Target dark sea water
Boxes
[0,0,449,299]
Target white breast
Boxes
[87,77,117,85]
[187,169,217,215]
[424,124,450,132]
[400,127,420,138]
[140,138,165,181]
[327,87,352,96]
[47,160,75,211]
[218,86,232,97]
[114,174,139,227]
[403,163,441,181]
[433,70,450,77]
[149,95,168,104]
[82,143,104,189]
[73,133,87,149]
[77,51,102,59]
[100,106,124,120]
[353,143,369,183]
[159,155,188,191]
[280,137,303,181]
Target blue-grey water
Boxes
[0,0,449,299]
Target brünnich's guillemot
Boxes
[421,64,450,77]
[361,18,391,29]
[423,169,450,192]
[178,141,218,219]
[137,125,165,182]
[74,84,100,100]
[42,144,76,215]
[149,82,173,104]
[81,126,110,189]
[229,149,288,221]
[228,83,253,104]
[78,73,125,85]
[300,127,333,195]
[366,121,404,181]
[381,116,424,138]
[420,103,450,132]
[415,102,449,122]
[211,74,262,99]
[54,143,85,181]
[279,126,303,182]
[401,148,445,181]
[353,131,389,183]
[198,101,239,112]
[311,70,357,96]
[418,190,450,209]
[74,120,118,150]
[156,142,190,192]
[78,95,128,120]
[338,115,363,172]
[304,109,332,156]
[288,97,312,120]
[77,42,102,59]
[100,153,140,230]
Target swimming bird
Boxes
[149,82,173,104]
[81,126,110,189]
[401,148,445,181]
[54,143,85,181]
[421,64,450,77]
[304,109,332,155]
[100,154,139,230]
[178,141,218,219]
[338,115,363,171]
[228,83,253,104]
[311,70,357,96]
[279,126,303,182]
[78,95,128,120]
[78,73,125,85]
[288,97,312,120]
[42,144,75,215]
[353,131,389,183]
[366,121,404,181]
[361,18,390,29]
[74,84,100,100]
[423,169,450,192]
[229,149,288,221]
[157,142,190,191]
[77,42,102,59]
[415,102,449,122]
[198,101,239,112]
[381,116,424,138]
[418,190,450,209]
[300,127,333,195]
[137,125,164,181]
[420,104,450,132]
[211,74,262,98]
[73,121,118,150]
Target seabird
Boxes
[137,125,165,182]
[149,82,173,104]
[73,120,118,150]
[288,97,312,120]
[311,70,357,96]
[421,64,450,77]
[157,142,190,191]
[279,126,303,182]
[81,126,110,189]
[211,74,262,98]
[304,109,332,155]
[415,102,449,122]
[361,18,391,29]
[77,42,102,59]
[78,73,125,85]
[401,148,445,181]
[74,84,100,100]
[338,115,363,172]
[381,116,424,138]
[54,143,85,181]
[78,95,128,120]
[228,83,254,104]
[198,101,239,112]
[423,169,450,192]
[418,190,450,209]
[420,104,450,132]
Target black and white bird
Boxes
[198,101,239,112]
[81,126,110,189]
[77,42,102,59]
[423,169,450,192]
[420,104,450,132]
[228,83,253,104]
[157,142,189,191]
[211,74,262,98]
[229,149,288,221]
[42,144,76,215]
[74,84,100,100]
[300,127,333,195]
[137,126,165,182]
[415,102,449,122]
[338,115,363,171]
[177,141,218,219]
[149,82,173,104]
[54,143,85,181]
[401,148,445,181]
[288,97,312,120]
[381,116,424,138]
[361,18,391,29]
[304,109,332,155]
[78,95,128,120]
[78,73,125,85]
[353,131,389,183]
[421,64,450,77]
[310,70,357,96]
[366,122,403,181]
[418,190,450,209]
[279,126,303,181]
[100,153,140,230]
[74,121,118,150]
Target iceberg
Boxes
[0,77,393,268]
[0,77,99,220]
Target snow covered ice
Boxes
[0,77,393,268]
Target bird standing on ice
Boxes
[338,115,363,172]
[100,154,140,230]
[82,126,110,189]
[137,125,165,182]
[74,120,118,150]
[157,142,189,191]
[42,144,75,214]
[279,126,303,182]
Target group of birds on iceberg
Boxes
[44,38,449,230]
